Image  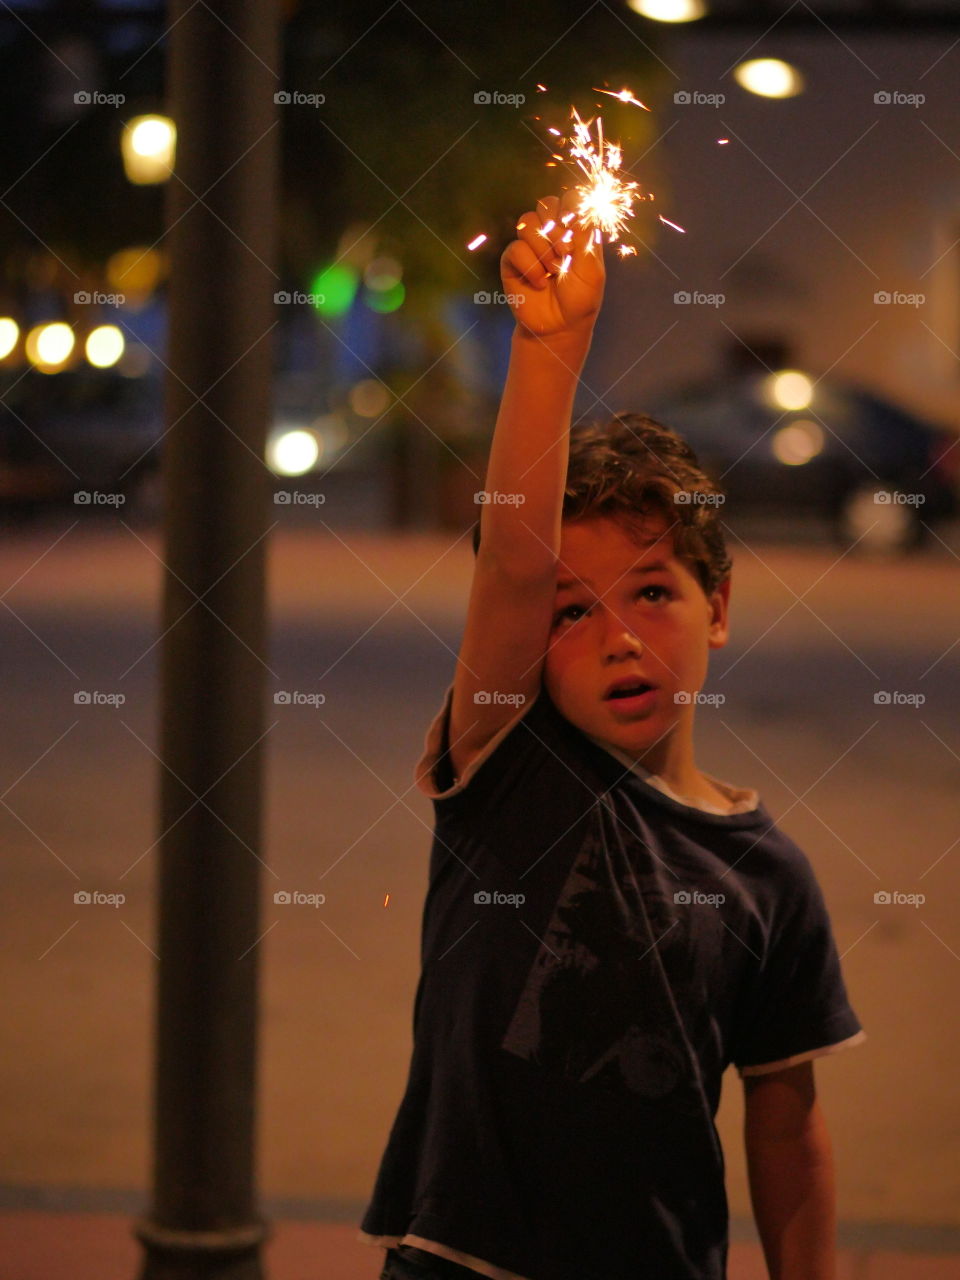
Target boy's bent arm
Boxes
[743,1061,839,1280]
[447,195,604,780]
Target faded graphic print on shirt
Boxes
[500,810,715,1114]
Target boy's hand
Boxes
[500,191,605,341]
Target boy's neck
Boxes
[585,732,734,812]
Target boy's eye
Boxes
[554,586,671,627]
[554,603,587,626]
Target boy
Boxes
[358,193,866,1280]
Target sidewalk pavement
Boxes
[0,1211,957,1280]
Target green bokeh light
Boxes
[364,281,405,313]
[308,263,359,318]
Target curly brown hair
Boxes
[472,412,732,596]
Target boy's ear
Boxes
[707,575,731,650]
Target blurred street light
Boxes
[25,321,74,371]
[772,420,825,465]
[734,58,804,97]
[86,324,125,368]
[267,428,320,475]
[107,246,165,298]
[121,114,177,184]
[0,317,19,359]
[766,368,814,411]
[627,0,706,20]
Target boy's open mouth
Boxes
[604,677,656,700]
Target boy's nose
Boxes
[600,608,643,657]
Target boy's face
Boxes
[542,514,730,775]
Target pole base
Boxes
[133,1215,271,1280]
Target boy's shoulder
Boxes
[414,677,583,805]
[415,680,829,891]
[416,679,784,834]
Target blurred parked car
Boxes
[0,367,162,513]
[0,366,354,519]
[648,369,959,552]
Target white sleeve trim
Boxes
[737,1028,867,1077]
[413,681,538,801]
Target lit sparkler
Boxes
[566,107,648,245]
[592,86,651,111]
[464,84,686,257]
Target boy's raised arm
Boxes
[445,192,605,783]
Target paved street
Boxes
[1,512,958,1252]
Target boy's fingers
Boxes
[536,194,560,222]
[569,216,599,260]
[558,188,581,222]
[552,188,604,268]
[516,211,563,274]
[501,239,551,289]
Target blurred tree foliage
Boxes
[0,1,666,525]
[282,0,665,309]
[280,1,665,525]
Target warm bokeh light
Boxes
[0,317,19,359]
[627,0,706,20]
[26,322,75,371]
[767,369,814,411]
[106,246,164,295]
[365,280,405,313]
[267,429,320,476]
[364,256,402,292]
[86,325,125,369]
[357,253,404,315]
[771,420,825,466]
[122,114,177,184]
[733,58,804,98]
[348,379,391,418]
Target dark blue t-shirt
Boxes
[359,683,865,1280]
